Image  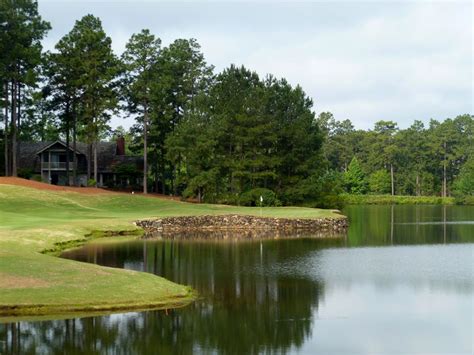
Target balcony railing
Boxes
[41,162,76,170]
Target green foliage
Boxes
[453,155,474,198]
[51,15,120,181]
[344,157,368,194]
[17,168,33,179]
[87,179,96,187]
[321,114,473,201]
[166,65,327,206]
[1,6,472,208]
[341,194,454,205]
[369,169,391,194]
[109,163,141,189]
[31,174,42,182]
[112,163,141,177]
[121,29,162,192]
[280,170,345,209]
[0,0,51,176]
[239,188,281,207]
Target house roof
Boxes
[35,140,84,155]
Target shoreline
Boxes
[0,182,346,321]
[0,227,196,320]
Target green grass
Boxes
[0,184,341,320]
[341,193,456,205]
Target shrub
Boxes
[17,168,34,180]
[87,179,97,187]
[31,174,42,182]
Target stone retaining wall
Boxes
[135,214,349,239]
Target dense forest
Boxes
[1,1,472,207]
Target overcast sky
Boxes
[39,0,472,130]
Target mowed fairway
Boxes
[0,179,342,319]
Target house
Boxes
[18,137,143,187]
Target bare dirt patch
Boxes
[0,273,52,289]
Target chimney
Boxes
[116,136,125,156]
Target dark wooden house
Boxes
[18,138,143,187]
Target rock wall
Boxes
[135,214,349,239]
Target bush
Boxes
[31,174,42,182]
[239,188,281,207]
[17,168,34,180]
[87,179,96,187]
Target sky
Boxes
[38,0,473,130]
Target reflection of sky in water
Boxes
[2,205,473,354]
[262,244,473,290]
[303,284,472,354]
[265,243,474,354]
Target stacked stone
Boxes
[135,214,349,239]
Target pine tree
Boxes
[344,157,368,194]
[0,0,50,176]
[122,29,161,194]
[60,15,120,184]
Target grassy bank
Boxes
[0,182,342,320]
[341,193,457,205]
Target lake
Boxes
[1,205,473,354]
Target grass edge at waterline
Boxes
[340,193,468,205]
[0,182,343,320]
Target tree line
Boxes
[1,1,472,206]
[317,113,473,202]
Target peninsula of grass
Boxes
[0,180,342,320]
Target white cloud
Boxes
[39,1,473,130]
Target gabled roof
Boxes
[35,140,84,155]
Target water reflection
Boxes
[3,239,331,354]
[1,205,473,354]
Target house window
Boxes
[43,153,49,162]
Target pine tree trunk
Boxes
[72,105,77,186]
[390,163,394,196]
[64,102,70,186]
[3,82,9,176]
[11,80,17,177]
[416,173,420,196]
[17,83,21,129]
[443,141,447,197]
[87,143,91,181]
[93,140,98,187]
[143,105,148,194]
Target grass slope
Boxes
[0,183,341,319]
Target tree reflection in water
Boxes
[2,205,472,354]
[1,237,339,354]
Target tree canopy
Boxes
[1,7,472,206]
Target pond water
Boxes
[1,205,473,354]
